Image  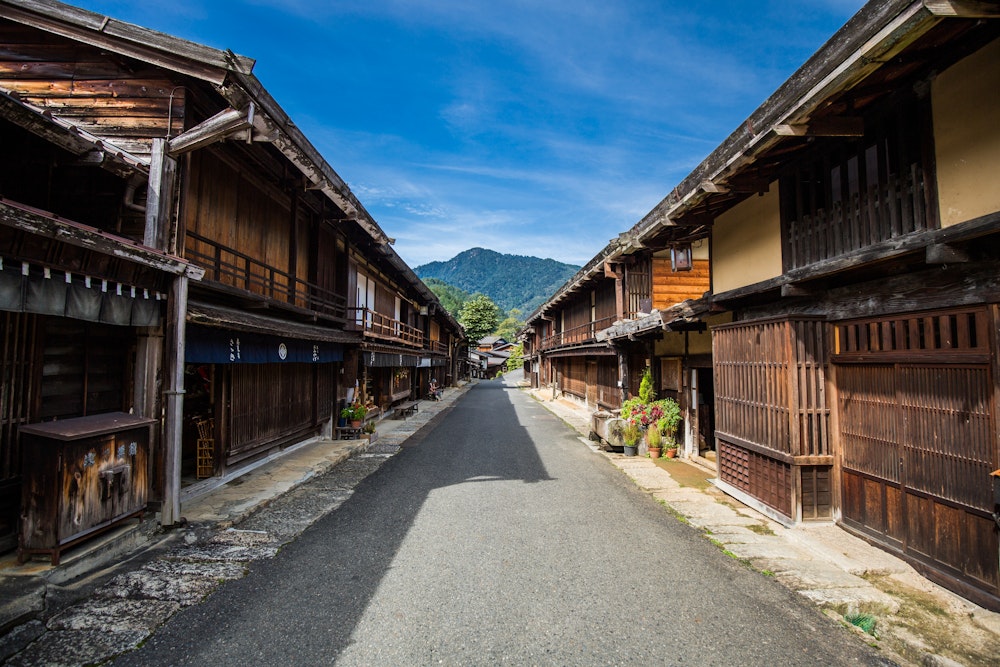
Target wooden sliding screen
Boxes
[713,317,832,520]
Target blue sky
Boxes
[69,0,865,268]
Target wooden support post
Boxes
[133,327,164,502]
[144,139,177,252]
[617,345,629,406]
[161,274,188,527]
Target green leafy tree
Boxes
[493,308,524,341]
[505,342,524,371]
[459,294,501,343]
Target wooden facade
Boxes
[0,0,463,559]
[713,317,832,522]
[524,242,712,449]
[525,0,1000,609]
[668,4,1000,607]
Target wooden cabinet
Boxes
[18,412,154,565]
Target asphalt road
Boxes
[113,380,888,666]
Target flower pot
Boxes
[665,447,677,458]
[648,447,661,459]
[337,417,347,427]
[623,445,638,457]
[351,420,362,428]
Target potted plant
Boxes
[656,398,681,458]
[646,424,662,459]
[338,407,350,427]
[346,402,367,428]
[622,422,642,456]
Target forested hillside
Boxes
[416,248,579,315]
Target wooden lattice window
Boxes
[625,257,651,318]
[781,101,934,270]
[713,317,830,457]
[835,307,989,360]
[718,441,792,516]
[835,306,995,513]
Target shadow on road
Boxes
[116,378,560,664]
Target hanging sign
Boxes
[186,327,343,364]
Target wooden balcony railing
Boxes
[786,165,928,270]
[540,315,616,350]
[425,339,448,354]
[347,308,424,347]
[186,231,346,321]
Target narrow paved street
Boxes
[112,381,886,666]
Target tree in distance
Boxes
[459,294,501,343]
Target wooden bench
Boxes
[394,400,419,419]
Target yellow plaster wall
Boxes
[653,329,713,356]
[933,37,1000,228]
[712,185,783,293]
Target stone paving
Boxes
[0,384,468,667]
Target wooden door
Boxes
[836,308,999,606]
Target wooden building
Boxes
[0,0,462,558]
[525,0,1000,610]
[521,237,713,454]
[620,0,1000,609]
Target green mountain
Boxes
[416,248,579,316]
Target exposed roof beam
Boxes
[774,117,865,137]
[166,104,254,156]
[699,180,729,194]
[923,0,1000,17]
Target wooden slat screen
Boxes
[718,441,792,516]
[786,167,928,269]
[836,306,998,601]
[228,363,317,459]
[781,103,932,270]
[902,365,993,511]
[559,358,587,399]
[0,312,35,483]
[839,365,900,483]
[38,319,130,422]
[625,257,651,318]
[597,358,620,410]
[835,307,989,359]
[714,317,830,457]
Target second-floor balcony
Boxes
[186,231,346,323]
[426,339,448,354]
[347,307,424,348]
[540,315,616,351]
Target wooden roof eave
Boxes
[620,0,987,249]
[0,0,254,86]
[0,197,203,279]
[187,300,360,344]
[217,66,395,248]
[523,240,626,326]
[0,88,149,178]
